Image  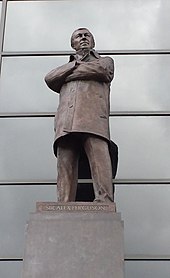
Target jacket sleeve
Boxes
[44,61,76,93]
[65,57,114,83]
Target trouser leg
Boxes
[83,135,114,202]
[57,135,79,202]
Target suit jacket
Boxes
[45,50,114,147]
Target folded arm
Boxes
[44,57,114,93]
[44,61,76,93]
[65,57,114,83]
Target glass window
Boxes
[0,117,169,181]
[0,185,56,257]
[110,55,170,111]
[1,55,170,113]
[110,116,170,179]
[0,185,170,258]
[4,0,170,51]
[125,261,170,278]
[116,185,170,256]
[0,261,170,278]
[0,261,22,278]
[0,56,68,113]
[0,117,56,181]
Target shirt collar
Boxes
[69,49,100,62]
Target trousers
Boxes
[56,133,113,202]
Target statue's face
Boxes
[71,29,94,51]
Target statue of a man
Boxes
[45,28,115,203]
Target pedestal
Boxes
[22,202,124,278]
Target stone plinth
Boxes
[22,202,124,278]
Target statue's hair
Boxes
[71,28,95,49]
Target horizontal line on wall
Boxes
[0,179,169,186]
[125,255,170,261]
[1,49,170,57]
[0,111,170,118]
[0,112,56,118]
[0,258,23,262]
[7,0,70,1]
[110,111,170,116]
[1,255,170,262]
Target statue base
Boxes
[22,202,124,278]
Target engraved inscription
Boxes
[36,202,116,213]
[44,205,107,211]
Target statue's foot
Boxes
[93,197,114,203]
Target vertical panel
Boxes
[0,2,2,19]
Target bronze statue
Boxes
[45,28,117,203]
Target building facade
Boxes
[0,0,170,277]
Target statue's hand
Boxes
[75,60,83,66]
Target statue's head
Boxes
[71,28,95,51]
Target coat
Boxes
[45,50,114,153]
[45,51,118,197]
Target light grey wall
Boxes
[4,0,170,51]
